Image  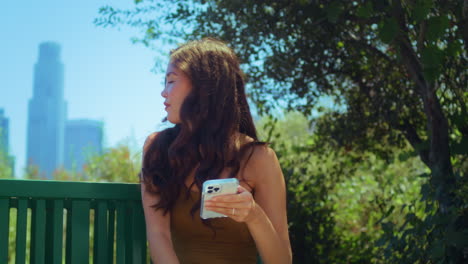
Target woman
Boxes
[140,38,292,264]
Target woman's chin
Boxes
[166,116,180,124]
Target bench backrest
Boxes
[0,179,147,264]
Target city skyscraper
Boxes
[26,42,68,178]
[0,109,9,154]
[64,119,103,172]
[0,108,15,177]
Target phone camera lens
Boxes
[208,190,213,193]
[208,186,213,189]
[214,187,220,192]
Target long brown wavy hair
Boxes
[141,38,263,216]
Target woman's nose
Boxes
[161,88,168,98]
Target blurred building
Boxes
[64,119,103,172]
[26,42,68,178]
[0,108,15,177]
[0,109,9,154]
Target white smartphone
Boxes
[200,178,239,219]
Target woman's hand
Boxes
[204,185,258,223]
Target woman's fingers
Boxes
[204,185,256,222]
[210,186,251,202]
[204,206,247,217]
[204,200,251,209]
[237,185,248,193]
[209,194,249,204]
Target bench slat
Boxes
[15,199,28,264]
[70,200,90,264]
[31,199,46,264]
[125,201,134,264]
[132,203,146,263]
[94,201,109,263]
[46,200,64,264]
[116,201,126,264]
[107,204,116,264]
[0,198,9,264]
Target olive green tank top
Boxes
[171,188,258,264]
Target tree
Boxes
[23,144,141,183]
[96,0,466,201]
[256,112,428,263]
[83,143,141,183]
[96,0,467,261]
[0,148,13,179]
[0,129,13,179]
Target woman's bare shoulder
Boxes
[240,139,279,183]
[249,144,277,165]
[143,132,159,153]
[236,132,269,154]
[147,131,159,141]
[239,144,281,194]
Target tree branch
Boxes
[392,0,455,211]
[397,120,430,166]
[417,20,427,53]
[346,37,397,66]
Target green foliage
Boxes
[23,144,141,183]
[330,150,427,237]
[375,164,468,263]
[0,148,13,179]
[378,17,399,44]
[256,111,311,147]
[257,112,429,263]
[83,143,141,183]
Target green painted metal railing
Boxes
[0,179,147,264]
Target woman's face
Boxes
[162,62,193,124]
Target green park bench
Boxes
[0,179,147,264]
[0,179,264,264]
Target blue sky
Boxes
[1,0,170,177]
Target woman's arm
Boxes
[245,146,292,263]
[141,184,179,264]
[205,146,292,264]
[141,132,179,264]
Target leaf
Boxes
[451,136,468,155]
[414,140,430,152]
[447,41,463,57]
[384,205,395,218]
[430,240,446,260]
[326,1,343,23]
[446,229,468,247]
[452,113,468,131]
[426,15,449,41]
[383,221,395,231]
[421,45,444,81]
[418,173,431,178]
[420,183,432,201]
[378,17,398,44]
[398,151,417,162]
[356,2,373,19]
[411,0,434,22]
[376,237,387,247]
